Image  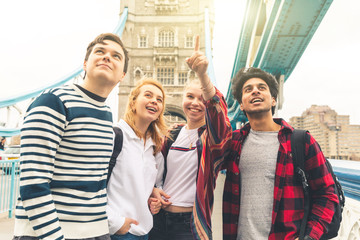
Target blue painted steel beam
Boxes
[254,0,334,79]
[0,128,21,137]
[333,166,360,202]
[0,7,129,110]
[226,0,334,127]
[226,0,263,127]
[252,0,283,68]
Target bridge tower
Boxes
[118,0,215,122]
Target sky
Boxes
[0,0,359,127]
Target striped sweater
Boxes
[14,84,113,240]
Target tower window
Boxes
[157,68,174,85]
[159,30,174,47]
[178,72,187,85]
[185,36,193,48]
[139,36,147,48]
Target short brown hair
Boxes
[84,33,129,73]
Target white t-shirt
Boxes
[106,120,163,236]
[162,126,199,207]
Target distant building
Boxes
[289,105,360,161]
[118,0,215,123]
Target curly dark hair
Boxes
[231,67,278,115]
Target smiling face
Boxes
[182,83,206,126]
[240,77,276,117]
[133,84,164,127]
[83,40,126,87]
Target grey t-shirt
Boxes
[237,129,280,240]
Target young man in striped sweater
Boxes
[13,33,128,240]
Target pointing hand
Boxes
[186,35,209,78]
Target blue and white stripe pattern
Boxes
[14,84,113,240]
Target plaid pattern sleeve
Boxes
[222,119,338,240]
[222,127,248,240]
[190,88,232,240]
[303,132,339,239]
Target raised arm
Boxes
[186,37,233,239]
[186,35,215,101]
[186,36,232,156]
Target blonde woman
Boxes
[149,36,231,240]
[149,80,207,240]
[107,78,168,240]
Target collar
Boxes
[174,124,206,137]
[198,124,206,136]
[117,119,155,148]
[240,118,293,137]
[75,84,106,102]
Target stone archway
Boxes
[165,104,186,123]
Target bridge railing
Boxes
[0,159,20,218]
[330,159,360,240]
[330,159,360,201]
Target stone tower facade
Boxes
[118,0,215,122]
[289,105,360,161]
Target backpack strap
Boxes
[161,124,205,183]
[291,129,310,240]
[107,126,123,186]
[162,125,183,183]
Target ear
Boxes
[83,60,87,72]
[119,72,126,83]
[240,102,244,111]
[272,97,276,106]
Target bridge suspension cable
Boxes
[0,8,128,137]
[0,8,128,109]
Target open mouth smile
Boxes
[188,108,202,113]
[146,106,158,113]
[250,98,263,103]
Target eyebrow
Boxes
[113,50,123,57]
[94,46,123,58]
[145,90,163,100]
[243,83,267,89]
[94,46,105,51]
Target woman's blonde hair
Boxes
[124,78,168,154]
[184,79,202,93]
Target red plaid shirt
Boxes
[190,88,233,239]
[205,93,339,240]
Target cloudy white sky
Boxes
[0,0,359,126]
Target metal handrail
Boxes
[0,159,20,218]
[333,166,360,201]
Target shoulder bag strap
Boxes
[291,129,310,240]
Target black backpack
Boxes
[106,126,123,186]
[291,129,345,240]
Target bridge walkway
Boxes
[0,174,226,240]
